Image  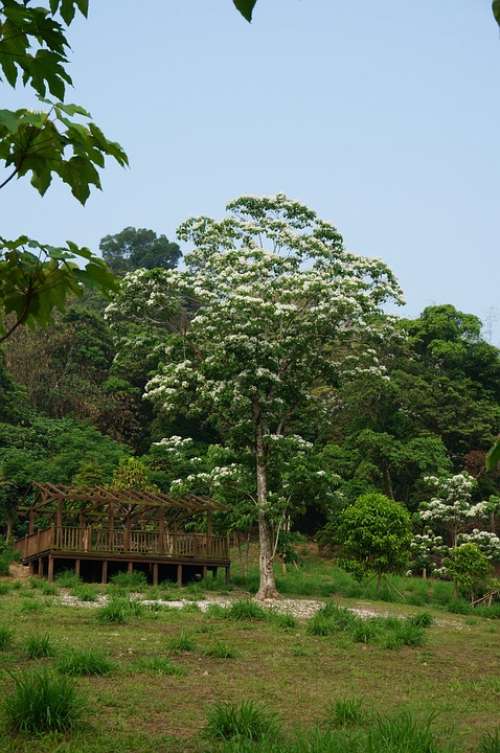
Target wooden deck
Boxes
[15,526,230,584]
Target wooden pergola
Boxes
[15,482,230,585]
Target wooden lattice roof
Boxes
[23,482,225,523]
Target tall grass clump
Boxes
[4,670,83,733]
[270,611,297,630]
[204,700,280,742]
[325,698,367,728]
[479,729,500,753]
[226,599,268,622]
[205,603,228,619]
[203,641,238,659]
[55,571,81,588]
[71,584,99,602]
[167,630,196,653]
[132,656,185,676]
[25,634,55,659]
[110,570,148,592]
[57,648,114,676]
[0,626,13,650]
[366,712,438,753]
[0,581,12,595]
[96,597,129,624]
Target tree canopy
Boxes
[99,227,182,275]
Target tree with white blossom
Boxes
[108,194,403,598]
[418,472,490,549]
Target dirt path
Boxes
[57,591,463,627]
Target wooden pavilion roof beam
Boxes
[27,482,227,515]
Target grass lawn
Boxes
[0,573,498,753]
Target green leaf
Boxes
[0,110,20,134]
[494,1,500,27]
[233,0,258,22]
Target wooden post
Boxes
[48,555,54,582]
[75,559,80,577]
[55,502,63,548]
[38,557,43,576]
[202,565,208,580]
[128,561,133,574]
[28,509,35,535]
[158,512,165,553]
[153,562,158,586]
[224,565,230,585]
[177,563,182,587]
[23,534,28,559]
[108,503,114,548]
[101,560,108,585]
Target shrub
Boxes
[167,630,196,653]
[325,698,367,728]
[479,729,500,753]
[110,570,148,592]
[204,700,280,742]
[366,712,438,753]
[226,600,268,621]
[444,544,492,601]
[0,626,13,650]
[132,656,184,676]
[337,493,412,584]
[4,670,83,733]
[55,571,81,588]
[57,649,114,676]
[25,634,55,659]
[0,582,11,595]
[203,641,238,659]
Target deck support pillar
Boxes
[177,563,182,587]
[47,555,54,582]
[202,565,208,580]
[152,563,158,586]
[127,561,133,574]
[224,565,230,585]
[38,557,43,576]
[75,559,80,577]
[101,560,108,585]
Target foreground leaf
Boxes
[233,0,258,22]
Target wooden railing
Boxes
[16,527,229,561]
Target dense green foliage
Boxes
[336,493,412,578]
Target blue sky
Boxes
[3,1,500,337]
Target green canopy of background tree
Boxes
[99,227,181,274]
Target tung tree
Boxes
[108,194,402,598]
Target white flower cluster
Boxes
[153,436,193,453]
[458,529,500,561]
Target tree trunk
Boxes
[382,465,394,500]
[254,409,279,600]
